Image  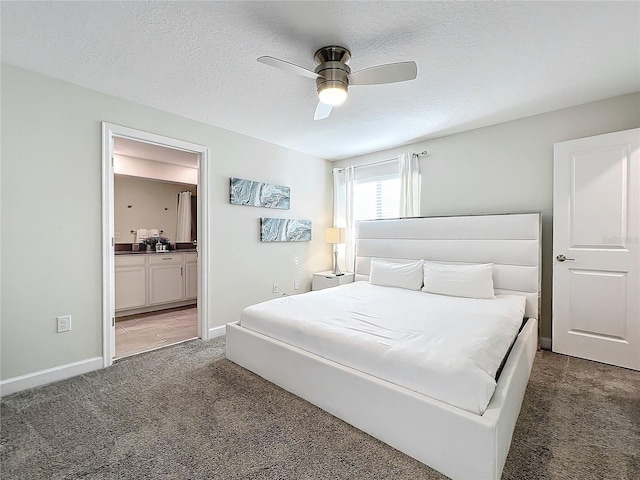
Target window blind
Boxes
[353,160,400,221]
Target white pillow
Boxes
[369,259,424,291]
[422,262,496,299]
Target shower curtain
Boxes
[176,191,192,242]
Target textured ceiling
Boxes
[2,1,638,160]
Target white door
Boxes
[553,128,639,370]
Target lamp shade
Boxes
[325,227,346,244]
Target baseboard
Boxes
[116,301,197,318]
[0,356,103,397]
[208,324,226,339]
[540,337,552,350]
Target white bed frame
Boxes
[226,213,541,480]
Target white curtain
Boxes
[176,191,192,242]
[332,166,355,272]
[399,152,421,217]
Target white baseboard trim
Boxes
[540,337,552,350]
[0,356,103,397]
[208,324,226,339]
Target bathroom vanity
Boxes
[115,250,197,317]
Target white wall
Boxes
[114,154,198,185]
[334,92,640,341]
[1,65,332,381]
[114,175,196,243]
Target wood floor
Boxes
[115,307,197,358]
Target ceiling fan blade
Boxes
[257,56,320,80]
[348,61,417,86]
[314,101,333,120]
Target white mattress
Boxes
[240,282,526,415]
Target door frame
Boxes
[101,122,210,367]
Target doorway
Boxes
[102,123,210,367]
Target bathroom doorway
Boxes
[102,123,210,367]
[113,138,198,358]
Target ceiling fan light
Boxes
[318,85,347,106]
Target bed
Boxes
[226,213,541,479]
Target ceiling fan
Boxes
[257,46,418,120]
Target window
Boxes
[353,161,400,221]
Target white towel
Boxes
[136,229,148,243]
[149,229,160,237]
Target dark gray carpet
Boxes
[1,337,638,479]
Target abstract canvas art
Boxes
[260,218,312,242]
[230,177,290,210]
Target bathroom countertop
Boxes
[114,249,197,256]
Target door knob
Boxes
[556,254,575,262]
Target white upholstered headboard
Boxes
[355,213,542,319]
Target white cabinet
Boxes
[185,252,198,300]
[115,255,147,310]
[312,271,355,291]
[148,255,184,305]
[115,251,197,315]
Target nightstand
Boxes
[312,271,355,291]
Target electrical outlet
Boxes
[57,315,71,333]
[272,283,279,293]
[115,231,121,239]
[294,280,300,290]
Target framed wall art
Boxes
[230,177,290,210]
[260,218,311,242]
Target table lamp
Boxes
[325,227,346,276]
